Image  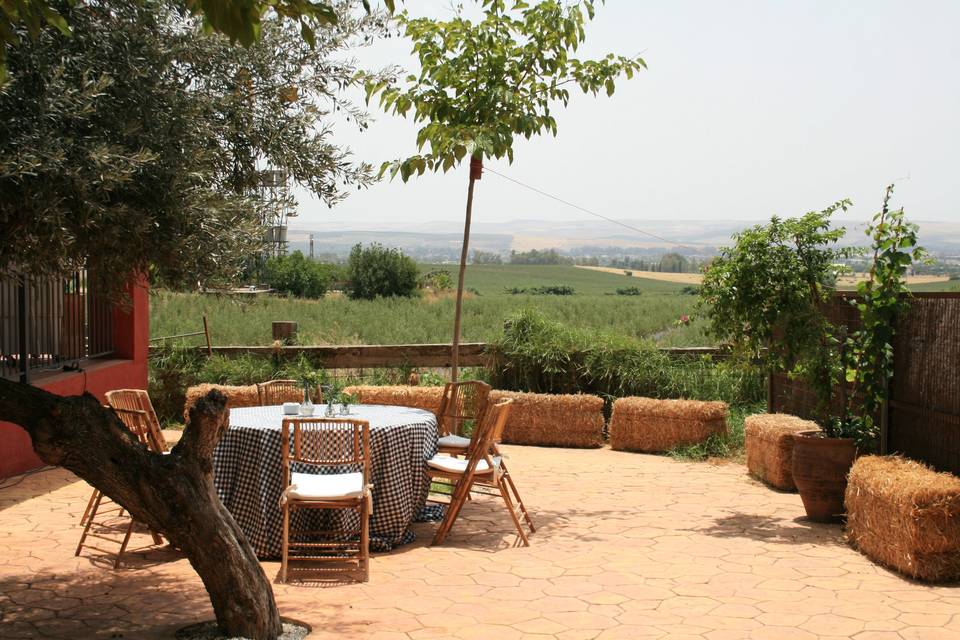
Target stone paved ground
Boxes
[2,445,959,639]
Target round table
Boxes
[212,404,438,558]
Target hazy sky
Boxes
[290,1,960,237]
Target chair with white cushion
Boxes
[279,417,372,583]
[428,399,534,546]
[436,380,491,455]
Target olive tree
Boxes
[366,0,645,379]
[0,1,387,637]
[0,0,395,82]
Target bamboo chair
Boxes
[428,399,534,546]
[79,390,166,528]
[258,379,318,406]
[435,380,491,455]
[105,389,166,452]
[76,407,164,569]
[279,418,372,583]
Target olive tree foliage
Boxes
[0,0,390,297]
[0,0,395,82]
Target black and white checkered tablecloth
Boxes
[213,404,438,558]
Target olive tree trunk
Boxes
[0,381,283,640]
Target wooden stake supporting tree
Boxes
[366,0,645,381]
[0,382,283,639]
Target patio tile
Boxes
[2,446,959,640]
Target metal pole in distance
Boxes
[17,279,30,384]
[451,156,482,383]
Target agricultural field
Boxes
[151,264,711,347]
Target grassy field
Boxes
[151,264,710,346]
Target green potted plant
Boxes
[701,186,924,522]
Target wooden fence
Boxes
[769,292,960,474]
[156,343,726,370]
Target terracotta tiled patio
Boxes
[2,444,958,639]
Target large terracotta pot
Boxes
[791,430,856,523]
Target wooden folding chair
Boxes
[435,380,491,455]
[258,379,317,406]
[75,407,164,569]
[105,389,166,452]
[78,390,167,528]
[279,418,372,583]
[428,399,534,546]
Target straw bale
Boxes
[341,385,444,414]
[488,390,604,448]
[183,383,262,421]
[744,413,820,491]
[609,397,729,453]
[846,455,960,582]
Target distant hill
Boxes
[288,217,960,259]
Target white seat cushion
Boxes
[437,434,471,449]
[287,472,365,501]
[427,455,500,475]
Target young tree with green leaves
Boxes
[844,185,926,446]
[701,188,925,447]
[0,2,387,637]
[366,0,645,379]
[699,202,856,423]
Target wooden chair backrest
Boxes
[112,407,156,449]
[106,389,165,453]
[436,380,492,437]
[257,379,305,406]
[464,399,513,468]
[280,418,371,489]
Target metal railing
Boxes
[1,270,114,382]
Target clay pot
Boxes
[791,430,856,523]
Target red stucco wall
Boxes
[0,281,149,478]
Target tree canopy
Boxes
[366,0,645,180]
[0,0,388,296]
[0,0,395,82]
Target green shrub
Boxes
[419,269,454,291]
[490,308,763,406]
[264,251,340,298]
[347,243,419,299]
[504,285,575,295]
[615,286,643,296]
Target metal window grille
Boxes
[0,270,114,382]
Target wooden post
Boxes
[272,321,298,343]
[880,378,890,455]
[766,369,774,413]
[202,314,213,357]
[451,157,482,383]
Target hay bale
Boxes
[488,390,604,448]
[846,455,960,582]
[744,413,820,491]
[609,397,728,453]
[183,383,261,421]
[342,385,604,448]
[341,385,444,414]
